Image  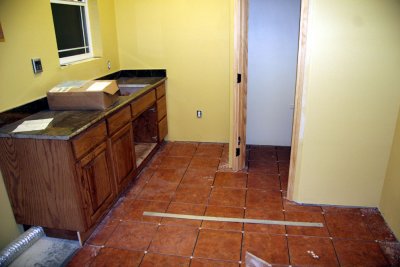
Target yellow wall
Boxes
[0,0,120,248]
[379,107,400,239]
[114,0,231,142]
[292,0,400,206]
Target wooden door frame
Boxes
[231,0,310,201]
[231,0,249,171]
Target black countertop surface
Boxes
[0,74,166,140]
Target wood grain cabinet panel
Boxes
[131,90,156,119]
[156,83,166,99]
[158,116,168,142]
[72,121,107,159]
[157,96,167,121]
[107,105,131,135]
[108,123,136,194]
[76,142,115,226]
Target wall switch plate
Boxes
[197,110,202,118]
[31,58,43,74]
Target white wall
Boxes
[247,0,301,146]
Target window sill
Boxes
[60,57,101,69]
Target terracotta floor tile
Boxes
[67,245,100,267]
[288,236,338,266]
[247,173,280,191]
[218,157,230,171]
[140,253,190,267]
[147,155,165,169]
[173,185,212,204]
[248,161,279,174]
[278,161,290,173]
[244,208,285,234]
[209,187,246,207]
[168,142,198,157]
[106,221,158,251]
[180,169,216,187]
[213,172,247,188]
[190,258,239,267]
[242,232,289,265]
[280,173,289,190]
[202,205,244,231]
[246,189,283,211]
[249,150,277,162]
[195,143,223,158]
[149,168,186,184]
[90,248,144,267]
[125,177,148,199]
[277,150,291,161]
[378,241,400,266]
[282,199,322,213]
[113,199,169,222]
[137,167,157,182]
[324,212,374,240]
[149,224,199,256]
[285,211,329,237]
[162,202,206,227]
[361,208,397,242]
[87,219,120,246]
[334,239,389,266]
[189,157,220,170]
[194,229,242,261]
[158,142,174,155]
[137,179,178,202]
[158,156,192,169]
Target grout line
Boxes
[323,212,341,265]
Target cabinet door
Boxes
[77,142,114,226]
[109,123,136,193]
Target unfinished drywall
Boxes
[114,0,231,142]
[0,0,120,248]
[247,0,300,146]
[379,107,400,239]
[291,0,400,206]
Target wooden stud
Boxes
[287,0,310,200]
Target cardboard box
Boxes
[47,80,119,111]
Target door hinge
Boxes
[238,136,241,145]
[236,148,240,157]
[237,73,242,84]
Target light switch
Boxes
[31,58,43,74]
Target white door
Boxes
[247,0,301,146]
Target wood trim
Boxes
[287,0,310,200]
[231,0,249,171]
[0,22,4,42]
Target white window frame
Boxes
[50,0,93,65]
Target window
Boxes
[50,0,92,65]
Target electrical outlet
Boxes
[107,60,111,70]
[197,110,202,118]
[31,58,43,74]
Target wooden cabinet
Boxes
[76,142,115,227]
[108,124,136,194]
[155,83,168,142]
[0,81,168,243]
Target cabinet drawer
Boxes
[157,96,167,121]
[158,116,168,142]
[72,121,107,159]
[107,105,131,135]
[131,90,156,119]
[156,83,165,99]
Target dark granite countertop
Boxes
[0,76,167,140]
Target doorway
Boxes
[231,0,310,200]
[247,0,301,147]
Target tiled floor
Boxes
[67,142,400,267]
